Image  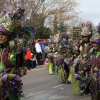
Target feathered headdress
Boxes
[0,4,36,39]
[81,21,93,37]
[91,34,100,44]
[0,4,25,36]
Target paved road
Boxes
[21,66,91,100]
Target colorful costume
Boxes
[0,4,35,100]
[74,21,93,95]
[57,33,73,84]
[89,34,100,100]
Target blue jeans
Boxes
[30,61,35,69]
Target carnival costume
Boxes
[47,54,54,75]
[0,4,35,100]
[56,33,73,84]
[74,21,93,95]
[89,32,100,100]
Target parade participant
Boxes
[48,54,54,75]
[58,33,73,84]
[58,55,66,83]
[89,33,100,100]
[53,52,58,74]
[59,33,69,46]
[64,55,72,84]
[59,33,73,53]
[74,21,93,95]
[78,21,92,57]
[77,34,100,100]
[0,4,35,100]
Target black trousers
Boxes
[64,62,70,80]
[36,52,42,65]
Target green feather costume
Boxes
[0,4,36,100]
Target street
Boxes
[21,66,91,100]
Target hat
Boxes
[91,35,100,44]
[81,27,92,37]
[0,4,36,40]
[0,4,25,36]
[81,21,92,37]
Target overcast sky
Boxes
[75,0,100,25]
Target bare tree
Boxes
[0,0,80,32]
[44,0,80,33]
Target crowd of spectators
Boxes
[24,39,47,71]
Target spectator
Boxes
[35,39,42,65]
[30,39,36,55]
[30,53,38,69]
[24,46,32,70]
[40,40,46,64]
[44,43,50,54]
[29,39,37,68]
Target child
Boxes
[30,53,38,69]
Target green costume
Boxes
[0,4,35,100]
[74,21,93,95]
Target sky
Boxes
[75,0,100,25]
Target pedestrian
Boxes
[35,39,42,65]
[40,39,46,64]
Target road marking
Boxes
[52,84,64,89]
